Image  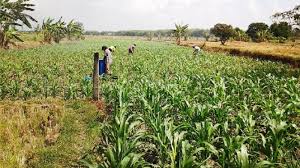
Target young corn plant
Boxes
[80,78,92,98]
[64,84,78,100]
[147,118,202,168]
[11,80,21,97]
[261,118,289,163]
[178,140,203,168]
[50,82,60,98]
[167,128,187,168]
[83,107,146,168]
[189,120,220,161]
[235,144,250,168]
[218,121,249,167]
[0,83,9,99]
[236,112,256,136]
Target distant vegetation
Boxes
[172,24,189,45]
[2,1,298,49]
[95,5,300,46]
[0,0,84,49]
[210,24,235,45]
[210,5,300,45]
[36,17,84,44]
[0,0,37,49]
[89,29,211,39]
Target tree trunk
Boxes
[177,37,181,45]
[0,31,4,48]
[67,33,72,40]
[2,32,10,49]
[184,35,188,41]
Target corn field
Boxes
[1,39,300,167]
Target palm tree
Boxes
[173,24,189,45]
[2,27,23,49]
[0,0,36,49]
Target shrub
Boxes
[246,23,269,42]
[210,23,235,45]
[270,22,292,39]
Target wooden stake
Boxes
[93,52,99,100]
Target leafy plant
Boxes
[40,17,84,43]
[173,24,189,45]
[66,20,84,40]
[210,23,235,45]
[0,0,36,49]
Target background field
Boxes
[0,39,300,167]
[5,33,300,66]
[183,40,300,58]
[179,40,300,69]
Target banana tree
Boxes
[0,0,36,49]
[41,17,67,44]
[66,20,84,40]
[52,18,66,43]
[173,24,189,45]
[86,108,146,168]
[41,18,55,43]
[256,30,273,42]
[2,27,23,49]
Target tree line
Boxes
[87,29,211,39]
[0,0,84,49]
[96,5,300,45]
[175,5,300,45]
[1,0,298,48]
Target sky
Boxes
[30,0,299,31]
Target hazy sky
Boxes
[30,0,299,31]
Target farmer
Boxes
[128,44,137,55]
[109,46,117,52]
[193,45,201,56]
[102,46,113,75]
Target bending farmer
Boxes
[192,45,201,56]
[128,44,136,55]
[109,46,117,52]
[102,46,113,75]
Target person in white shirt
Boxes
[109,46,117,52]
[193,45,201,56]
[128,44,136,55]
[102,46,113,74]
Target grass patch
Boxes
[0,99,102,167]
